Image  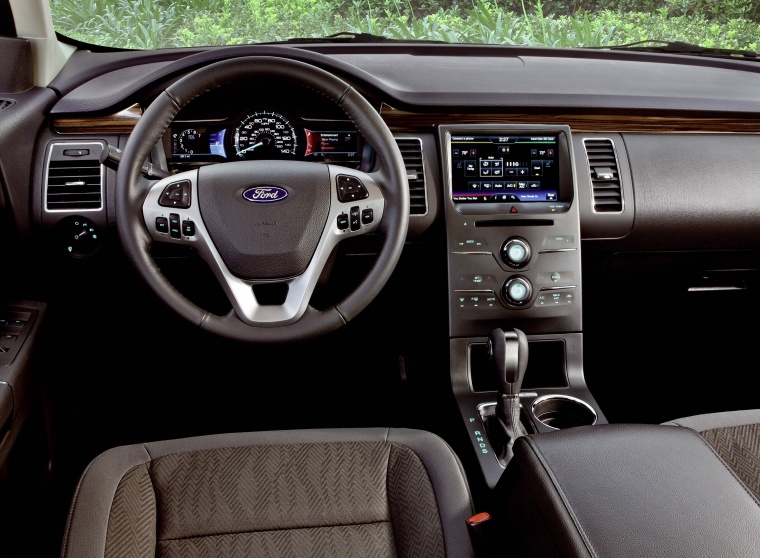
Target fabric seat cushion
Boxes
[61,428,475,558]
[664,409,760,500]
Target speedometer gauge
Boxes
[233,112,298,159]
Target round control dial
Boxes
[501,237,532,268]
[503,276,533,306]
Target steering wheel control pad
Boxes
[198,160,330,279]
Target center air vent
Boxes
[45,143,104,211]
[395,137,427,215]
[0,99,15,111]
[584,138,623,213]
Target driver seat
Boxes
[60,428,476,558]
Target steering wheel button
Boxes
[159,181,192,209]
[169,214,181,239]
[361,208,374,225]
[182,220,196,237]
[337,175,369,202]
[337,213,349,230]
[350,206,361,231]
[155,217,169,234]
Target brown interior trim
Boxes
[53,103,760,135]
[380,104,760,134]
[53,104,142,133]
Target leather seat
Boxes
[60,428,476,558]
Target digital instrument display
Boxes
[450,135,559,203]
[170,123,358,162]
[171,127,226,159]
[304,130,358,158]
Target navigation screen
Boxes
[450,135,559,203]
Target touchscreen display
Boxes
[451,135,559,203]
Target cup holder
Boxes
[531,395,597,430]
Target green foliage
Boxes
[49,0,760,52]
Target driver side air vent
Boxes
[45,143,104,211]
[584,138,623,213]
[0,99,15,111]
[395,137,427,215]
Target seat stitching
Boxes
[386,444,402,557]
[525,438,598,558]
[426,430,476,514]
[685,427,760,508]
[157,520,393,543]
[60,457,97,558]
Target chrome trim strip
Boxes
[538,248,577,253]
[530,394,598,431]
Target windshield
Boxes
[49,0,760,52]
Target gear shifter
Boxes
[486,328,529,466]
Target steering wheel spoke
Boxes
[142,164,385,326]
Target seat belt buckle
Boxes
[466,512,494,558]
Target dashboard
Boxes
[4,42,760,431]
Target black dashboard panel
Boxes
[49,45,760,116]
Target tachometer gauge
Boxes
[177,128,205,155]
[233,112,298,158]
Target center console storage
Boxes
[440,124,605,487]
[498,424,760,557]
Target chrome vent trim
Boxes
[583,138,623,213]
[44,143,104,212]
[395,137,428,215]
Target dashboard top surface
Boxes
[49,45,760,116]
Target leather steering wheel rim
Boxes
[116,56,409,342]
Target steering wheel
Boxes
[116,57,409,342]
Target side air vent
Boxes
[584,138,623,213]
[395,137,428,215]
[0,99,15,111]
[45,143,104,211]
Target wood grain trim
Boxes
[53,103,760,135]
[53,104,142,133]
[380,104,760,134]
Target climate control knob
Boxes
[503,276,533,306]
[501,237,532,268]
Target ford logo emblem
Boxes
[242,186,289,203]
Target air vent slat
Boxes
[395,138,427,215]
[584,139,622,213]
[46,151,103,211]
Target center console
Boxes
[440,124,605,487]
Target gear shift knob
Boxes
[487,328,529,396]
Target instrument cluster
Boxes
[167,109,360,167]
